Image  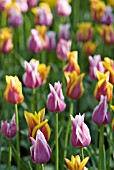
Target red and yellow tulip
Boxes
[83,40,96,56]
[38,63,50,85]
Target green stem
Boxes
[63,100,73,159]
[36,164,39,170]
[8,140,12,170]
[28,161,33,170]
[98,125,104,170]
[15,104,20,170]
[55,112,59,170]
[41,164,44,170]
[81,148,84,160]
[32,88,36,112]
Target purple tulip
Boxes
[101,6,114,25]
[56,0,71,16]
[88,55,105,80]
[92,95,110,125]
[58,23,70,40]
[27,0,38,8]
[16,0,28,13]
[30,130,52,164]
[47,82,66,112]
[23,59,41,88]
[70,114,91,147]
[1,114,18,138]
[46,31,56,51]
[57,39,71,60]
[28,29,44,52]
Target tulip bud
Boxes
[1,114,18,138]
[38,63,50,85]
[16,0,28,13]
[101,25,114,45]
[47,82,66,112]
[4,76,24,104]
[46,31,56,51]
[92,95,110,125]
[101,6,114,25]
[58,23,70,40]
[30,130,52,164]
[23,59,41,88]
[0,0,11,12]
[83,40,96,56]
[27,0,38,8]
[70,114,91,147]
[56,0,71,16]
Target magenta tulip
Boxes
[27,0,38,8]
[56,0,71,16]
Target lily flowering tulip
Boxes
[24,108,50,141]
[94,71,113,101]
[76,22,93,42]
[47,82,66,112]
[23,59,41,88]
[30,130,52,164]
[88,54,105,80]
[4,76,24,104]
[101,25,114,45]
[65,71,85,99]
[64,51,80,74]
[27,0,38,8]
[83,40,96,56]
[65,155,89,170]
[92,95,110,125]
[58,23,70,40]
[38,63,50,85]
[56,0,71,16]
[1,114,18,138]
[0,28,13,54]
[46,31,56,51]
[102,57,114,85]
[57,39,71,60]
[70,114,91,147]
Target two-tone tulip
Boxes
[94,71,113,101]
[46,31,56,51]
[16,0,28,13]
[83,40,96,56]
[38,63,50,85]
[92,95,110,125]
[101,25,114,45]
[0,28,13,54]
[23,59,41,88]
[30,130,52,164]
[65,71,85,99]
[47,81,66,112]
[1,114,18,138]
[27,0,38,8]
[4,76,24,104]
[102,57,114,85]
[70,114,91,147]
[64,51,80,74]
[112,118,114,131]
[24,108,50,141]
[101,6,114,25]
[0,0,11,12]
[65,155,89,170]
[58,23,70,40]
[56,0,71,16]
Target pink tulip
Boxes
[88,55,105,80]
[23,59,41,88]
[46,31,56,51]
[71,114,91,147]
[57,39,71,60]
[27,0,38,8]
[56,0,71,16]
[28,29,44,52]
[16,0,28,13]
[1,114,18,138]
[92,95,110,125]
[58,23,70,40]
[0,0,11,12]
[47,82,66,112]
[30,130,52,164]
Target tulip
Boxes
[88,54,105,80]
[23,59,41,88]
[30,130,52,164]
[108,0,114,8]
[70,114,91,147]
[101,25,114,45]
[56,0,71,17]
[58,23,70,40]
[102,57,114,85]
[64,51,80,74]
[46,31,56,51]
[27,0,38,8]
[47,81,66,112]
[24,108,50,141]
[1,114,18,138]
[38,63,50,85]
[65,71,85,99]
[92,95,110,125]
[6,2,23,27]
[57,39,71,60]
[41,0,72,7]
[4,76,24,104]
[83,40,96,56]
[112,118,114,131]
[101,6,114,25]
[76,22,93,42]
[94,71,113,101]
[65,155,89,170]
[32,3,53,27]
[0,0,11,12]
[16,0,28,13]
[0,28,13,54]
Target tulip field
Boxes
[0,0,114,170]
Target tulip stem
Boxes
[98,125,104,170]
[41,164,44,170]
[63,100,73,159]
[15,104,20,170]
[81,148,84,160]
[8,140,12,170]
[32,88,36,112]
[55,112,59,170]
